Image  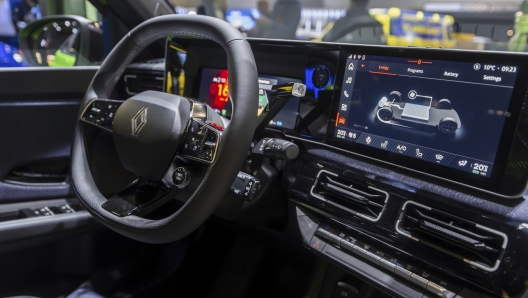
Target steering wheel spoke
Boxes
[158,117,224,189]
[177,118,222,164]
[101,178,177,217]
[80,99,123,132]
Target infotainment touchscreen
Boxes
[197,68,301,130]
[332,54,519,178]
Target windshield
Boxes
[166,0,527,52]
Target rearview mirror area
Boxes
[18,15,103,67]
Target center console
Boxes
[289,45,528,298]
[292,153,528,297]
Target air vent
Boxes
[124,73,164,95]
[310,170,388,222]
[396,201,507,272]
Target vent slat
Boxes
[321,182,368,204]
[397,201,507,272]
[327,177,383,198]
[311,171,388,222]
[414,209,496,242]
[420,220,497,253]
[367,201,384,208]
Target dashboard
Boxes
[164,38,528,298]
[166,39,528,198]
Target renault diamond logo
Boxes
[132,107,147,136]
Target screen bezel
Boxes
[326,46,528,198]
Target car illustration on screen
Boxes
[374,90,461,134]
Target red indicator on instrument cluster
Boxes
[208,69,230,111]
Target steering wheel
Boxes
[71,15,258,243]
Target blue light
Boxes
[305,67,317,97]
[305,66,333,99]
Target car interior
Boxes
[1,0,528,297]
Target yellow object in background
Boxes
[166,71,173,94]
[369,8,455,48]
[178,71,185,96]
[166,70,185,96]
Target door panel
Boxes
[0,67,98,203]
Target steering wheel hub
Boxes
[112,91,191,181]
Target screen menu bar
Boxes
[335,127,492,177]
[346,55,517,88]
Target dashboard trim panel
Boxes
[283,131,528,199]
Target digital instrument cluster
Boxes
[197,67,302,130]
